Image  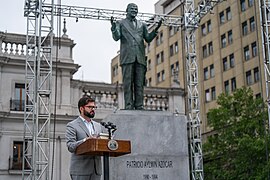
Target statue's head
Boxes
[126,3,138,18]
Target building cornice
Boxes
[0,31,76,47]
[0,54,80,74]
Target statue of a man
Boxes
[111,3,162,110]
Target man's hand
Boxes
[155,18,163,32]
[111,16,116,30]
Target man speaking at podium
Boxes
[65,96,102,180]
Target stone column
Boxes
[0,65,2,109]
[168,88,185,114]
[116,84,124,109]
[59,70,71,114]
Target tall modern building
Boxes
[111,0,265,139]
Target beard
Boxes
[84,110,95,118]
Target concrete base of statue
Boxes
[102,110,190,180]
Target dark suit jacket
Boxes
[111,17,157,67]
[65,117,102,176]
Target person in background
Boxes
[65,96,102,180]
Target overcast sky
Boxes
[0,0,158,83]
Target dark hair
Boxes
[78,96,95,113]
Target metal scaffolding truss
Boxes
[43,3,183,27]
[23,0,54,179]
[259,0,270,130]
[184,0,223,179]
[21,0,225,180]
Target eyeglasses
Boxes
[84,105,97,109]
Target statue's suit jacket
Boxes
[111,17,157,67]
[66,117,102,176]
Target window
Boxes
[149,78,152,87]
[145,79,148,87]
[160,32,163,44]
[254,67,260,82]
[157,72,161,83]
[242,21,248,36]
[203,45,207,58]
[256,93,261,99]
[12,141,25,170]
[170,45,174,56]
[161,51,164,62]
[221,34,226,48]
[156,35,160,46]
[161,70,165,81]
[229,54,235,68]
[201,21,211,35]
[244,46,250,60]
[156,52,164,64]
[204,67,209,80]
[248,0,254,7]
[224,80,229,94]
[202,24,207,36]
[240,0,246,11]
[205,89,210,102]
[207,20,212,32]
[250,17,255,32]
[220,11,225,24]
[211,87,216,100]
[226,7,232,21]
[223,57,228,71]
[228,30,233,44]
[12,83,26,111]
[145,43,150,53]
[157,70,165,82]
[251,42,257,57]
[156,32,163,46]
[231,77,237,91]
[147,59,151,70]
[113,65,118,76]
[175,42,178,53]
[208,42,213,55]
[246,70,252,85]
[147,78,152,87]
[175,62,179,72]
[210,64,215,77]
[171,64,174,75]
[156,54,160,64]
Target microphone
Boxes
[100,122,106,126]
[100,121,117,139]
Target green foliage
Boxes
[203,87,270,180]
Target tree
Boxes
[203,87,270,180]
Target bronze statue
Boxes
[111,3,162,110]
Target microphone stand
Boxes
[100,122,117,180]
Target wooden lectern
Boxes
[75,138,131,180]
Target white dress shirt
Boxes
[80,116,95,136]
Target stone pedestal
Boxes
[103,110,189,180]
